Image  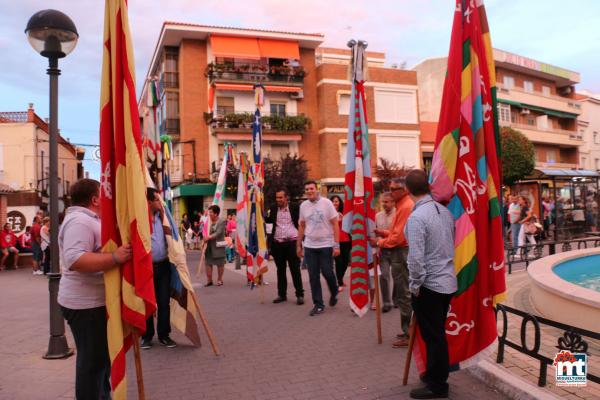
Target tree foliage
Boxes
[500,126,535,186]
[374,158,412,192]
[263,153,308,210]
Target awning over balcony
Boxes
[210,36,261,59]
[214,83,302,93]
[210,35,300,60]
[498,98,578,119]
[257,39,300,59]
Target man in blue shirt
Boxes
[405,169,457,399]
[141,188,176,349]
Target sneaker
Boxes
[296,297,304,305]
[159,337,177,348]
[309,306,324,316]
[382,305,392,313]
[33,270,43,275]
[140,338,152,350]
[329,296,338,307]
[272,297,287,304]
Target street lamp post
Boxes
[26,9,78,359]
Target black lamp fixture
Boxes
[26,9,77,360]
[26,9,78,59]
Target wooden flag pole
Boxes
[402,314,417,385]
[372,251,383,344]
[196,241,207,279]
[131,331,146,400]
[190,291,221,356]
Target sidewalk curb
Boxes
[468,360,562,400]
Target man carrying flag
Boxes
[99,0,157,397]
[58,179,133,400]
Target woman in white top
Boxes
[41,217,51,274]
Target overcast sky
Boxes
[2,0,599,178]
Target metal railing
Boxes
[160,72,179,89]
[206,63,305,85]
[0,111,28,123]
[505,237,600,273]
[159,118,180,135]
[496,304,600,387]
[205,111,310,133]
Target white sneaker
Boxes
[34,270,43,275]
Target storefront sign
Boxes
[6,210,26,234]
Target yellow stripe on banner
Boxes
[103,239,124,370]
[454,230,476,275]
[122,279,146,316]
[461,63,472,102]
[440,134,458,181]
[487,173,497,199]
[482,33,496,86]
[493,290,507,306]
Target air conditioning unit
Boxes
[520,108,530,115]
[290,90,304,100]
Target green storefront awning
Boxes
[174,183,216,197]
[497,98,578,119]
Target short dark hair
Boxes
[405,170,430,196]
[208,204,220,215]
[304,180,318,188]
[70,179,100,207]
[275,188,289,197]
[146,187,159,202]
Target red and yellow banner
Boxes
[99,0,156,398]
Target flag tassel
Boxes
[131,331,146,400]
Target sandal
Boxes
[216,281,223,286]
[205,281,214,287]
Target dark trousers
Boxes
[272,240,304,298]
[43,248,51,274]
[61,306,111,400]
[412,287,453,394]
[304,247,338,308]
[334,241,351,286]
[144,260,171,340]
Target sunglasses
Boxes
[390,187,405,192]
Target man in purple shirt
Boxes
[58,179,132,400]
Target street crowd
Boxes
[0,210,51,275]
[51,169,458,399]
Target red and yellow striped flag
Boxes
[99,0,156,398]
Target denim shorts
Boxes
[31,241,43,262]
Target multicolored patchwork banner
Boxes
[342,41,375,318]
[247,87,269,284]
[236,153,250,280]
[423,0,506,371]
[99,0,156,398]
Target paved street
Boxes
[0,251,507,400]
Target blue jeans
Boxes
[304,247,338,308]
[510,223,521,250]
[61,306,111,400]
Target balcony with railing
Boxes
[497,83,581,115]
[204,110,310,136]
[159,72,179,90]
[159,118,180,136]
[205,62,305,86]
[502,122,583,147]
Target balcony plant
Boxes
[203,112,214,125]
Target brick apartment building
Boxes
[139,23,421,218]
[414,49,583,171]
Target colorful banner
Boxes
[426,0,506,371]
[236,152,250,280]
[247,85,269,284]
[342,41,375,317]
[99,0,156,398]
